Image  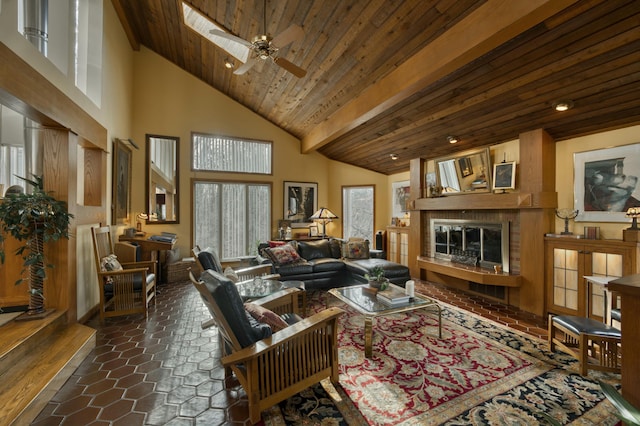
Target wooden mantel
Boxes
[409,129,556,316]
[412,191,557,211]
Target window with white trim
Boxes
[342,185,374,242]
[192,133,272,174]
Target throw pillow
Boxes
[223,266,239,283]
[268,240,287,247]
[342,240,370,259]
[244,302,289,332]
[100,254,123,272]
[263,244,301,266]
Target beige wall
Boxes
[130,47,391,257]
[555,125,640,239]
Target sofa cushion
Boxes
[298,239,335,260]
[342,240,370,259]
[277,260,313,276]
[344,258,410,278]
[309,258,347,273]
[263,244,302,266]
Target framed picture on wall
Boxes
[492,162,516,191]
[574,143,640,222]
[392,180,410,218]
[284,181,318,227]
[112,139,132,225]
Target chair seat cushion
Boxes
[552,315,621,338]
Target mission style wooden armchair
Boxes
[190,269,344,424]
[91,226,157,320]
[192,245,277,281]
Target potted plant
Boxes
[365,265,389,290]
[0,175,73,317]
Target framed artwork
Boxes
[574,143,640,222]
[284,181,318,227]
[392,180,410,217]
[112,139,132,225]
[492,162,516,191]
[309,225,319,237]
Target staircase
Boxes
[0,310,96,425]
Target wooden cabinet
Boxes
[545,236,639,317]
[387,226,409,266]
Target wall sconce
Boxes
[447,135,458,144]
[552,100,574,111]
[390,153,398,160]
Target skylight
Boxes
[181,2,249,63]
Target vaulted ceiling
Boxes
[112,0,640,175]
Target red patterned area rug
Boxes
[265,290,620,425]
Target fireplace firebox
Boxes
[430,219,510,272]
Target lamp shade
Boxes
[309,207,338,221]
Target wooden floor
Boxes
[15,279,549,425]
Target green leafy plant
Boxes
[0,175,73,314]
[365,265,388,290]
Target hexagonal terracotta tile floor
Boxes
[32,279,547,425]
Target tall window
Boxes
[193,181,271,260]
[343,185,374,242]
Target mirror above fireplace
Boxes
[434,147,492,195]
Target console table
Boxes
[119,234,176,283]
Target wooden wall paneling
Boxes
[83,147,104,207]
[517,129,556,315]
[408,157,425,278]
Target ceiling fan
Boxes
[209,0,307,78]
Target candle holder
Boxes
[555,209,579,235]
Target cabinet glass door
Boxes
[588,252,623,319]
[553,248,579,311]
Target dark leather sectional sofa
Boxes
[261,239,411,291]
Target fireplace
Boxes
[430,219,510,272]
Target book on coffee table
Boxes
[377,286,410,305]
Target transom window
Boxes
[192,133,272,174]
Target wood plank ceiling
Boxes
[112,0,640,175]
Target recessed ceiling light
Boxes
[224,59,234,69]
[553,100,574,111]
[390,153,399,160]
[447,135,458,144]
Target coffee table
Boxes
[236,279,283,301]
[329,283,442,358]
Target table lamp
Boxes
[623,207,640,242]
[627,207,639,230]
[309,207,338,238]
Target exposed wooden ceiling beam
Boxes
[300,0,578,154]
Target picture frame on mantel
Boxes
[492,162,516,191]
[284,181,317,227]
[574,143,640,222]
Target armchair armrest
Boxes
[121,260,157,274]
[253,287,300,315]
[221,307,344,365]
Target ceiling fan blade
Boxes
[273,57,307,78]
[234,56,258,75]
[208,29,251,62]
[271,24,304,48]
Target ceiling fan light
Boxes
[447,135,458,144]
[553,100,574,111]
